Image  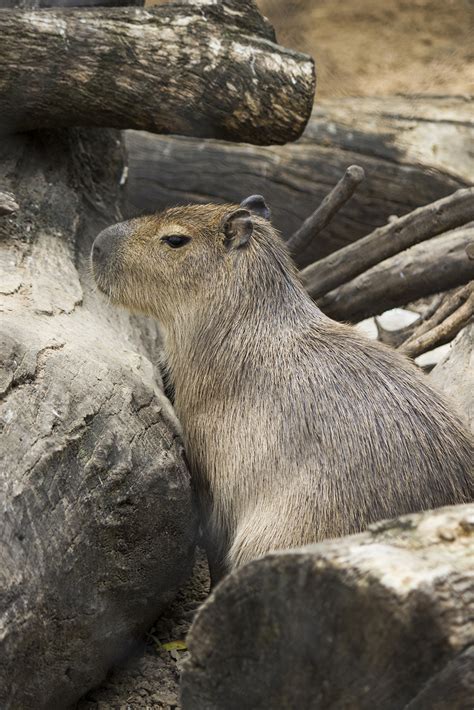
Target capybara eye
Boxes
[161,235,191,248]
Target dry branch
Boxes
[286,165,365,254]
[318,227,474,323]
[402,283,472,344]
[0,190,18,215]
[300,187,474,300]
[0,1,315,143]
[399,286,473,358]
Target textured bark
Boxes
[399,288,473,359]
[0,130,198,710]
[0,0,315,143]
[124,95,473,267]
[300,187,474,300]
[318,226,474,323]
[181,504,474,710]
[0,190,18,215]
[430,323,473,433]
[286,164,365,254]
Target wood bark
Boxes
[124,95,474,267]
[430,323,474,433]
[181,504,474,710]
[399,287,473,359]
[300,187,474,300]
[317,226,474,323]
[0,190,19,216]
[0,130,198,710]
[286,164,365,254]
[0,0,314,143]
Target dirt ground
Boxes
[76,554,210,710]
[258,0,474,98]
[76,2,472,708]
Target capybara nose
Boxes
[92,224,121,271]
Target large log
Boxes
[181,504,474,710]
[124,95,473,266]
[0,0,315,143]
[0,129,198,710]
[318,225,474,323]
[430,323,473,433]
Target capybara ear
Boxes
[240,194,270,221]
[222,208,253,249]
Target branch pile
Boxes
[292,171,474,354]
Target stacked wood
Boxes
[181,504,474,710]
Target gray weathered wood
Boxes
[124,95,473,266]
[430,323,474,433]
[181,504,474,710]
[0,190,18,216]
[0,129,198,710]
[286,164,365,254]
[399,285,473,359]
[300,187,474,300]
[0,1,314,143]
[318,226,474,323]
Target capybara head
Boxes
[91,196,275,324]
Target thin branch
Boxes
[317,226,474,323]
[0,190,19,216]
[300,187,474,300]
[286,165,365,254]
[400,283,473,349]
[373,292,454,348]
[399,288,473,359]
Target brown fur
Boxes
[92,201,473,584]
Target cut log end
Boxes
[181,504,474,710]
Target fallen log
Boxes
[317,226,474,323]
[124,95,474,265]
[430,323,473,432]
[300,187,474,300]
[0,0,314,143]
[181,504,474,710]
[0,129,198,710]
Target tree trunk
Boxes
[0,0,314,143]
[124,95,473,266]
[430,323,473,433]
[181,504,474,710]
[0,129,198,710]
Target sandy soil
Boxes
[258,0,474,98]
